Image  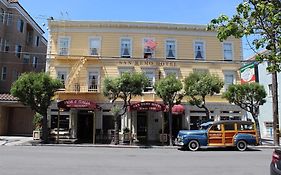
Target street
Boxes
[0,146,272,175]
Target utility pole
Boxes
[272,70,280,146]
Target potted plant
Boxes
[123,127,130,142]
[32,113,42,140]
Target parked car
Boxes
[175,120,258,151]
[271,149,281,175]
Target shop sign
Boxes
[58,99,100,109]
[130,102,165,112]
[118,60,176,67]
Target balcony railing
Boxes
[59,83,99,93]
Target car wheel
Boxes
[188,140,200,151]
[236,140,247,151]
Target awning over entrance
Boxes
[57,99,101,110]
[130,102,166,112]
[172,104,185,115]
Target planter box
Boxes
[33,130,41,140]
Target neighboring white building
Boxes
[254,59,281,138]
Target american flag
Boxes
[144,39,157,50]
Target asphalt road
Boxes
[0,146,272,175]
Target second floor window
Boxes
[57,71,67,88]
[59,37,70,55]
[224,72,235,91]
[32,56,38,68]
[88,71,99,92]
[120,38,131,58]
[1,66,7,80]
[89,37,100,56]
[17,19,24,33]
[15,45,22,58]
[166,40,176,59]
[194,41,205,60]
[223,43,233,61]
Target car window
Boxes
[224,123,235,131]
[210,124,222,131]
[237,123,254,130]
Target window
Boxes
[57,70,67,88]
[143,38,156,59]
[210,124,222,131]
[4,40,9,52]
[143,69,155,92]
[0,8,4,23]
[0,37,2,52]
[89,37,100,56]
[268,84,272,96]
[194,41,205,60]
[166,40,176,59]
[120,38,132,58]
[224,123,235,131]
[237,123,254,131]
[35,36,40,47]
[1,66,7,80]
[193,68,209,74]
[6,13,12,26]
[51,115,69,130]
[23,54,30,64]
[15,45,22,58]
[223,43,233,61]
[32,56,38,68]
[59,37,70,55]
[224,71,235,91]
[264,122,273,138]
[12,69,20,81]
[17,19,24,32]
[164,68,179,78]
[88,71,99,92]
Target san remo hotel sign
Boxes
[118,60,176,67]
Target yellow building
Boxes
[47,20,245,144]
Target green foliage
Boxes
[223,83,266,115]
[184,72,224,108]
[154,74,183,105]
[208,0,281,72]
[33,112,43,130]
[103,72,149,111]
[11,72,63,116]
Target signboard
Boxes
[240,63,256,84]
[57,99,100,109]
[130,102,165,112]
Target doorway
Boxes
[77,111,93,143]
[137,112,147,143]
[172,115,183,139]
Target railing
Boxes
[63,83,99,93]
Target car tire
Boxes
[188,140,200,151]
[236,140,247,151]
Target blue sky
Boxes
[19,0,253,58]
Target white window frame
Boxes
[17,19,24,33]
[4,40,9,52]
[0,8,4,24]
[1,66,7,81]
[223,71,236,91]
[118,67,134,75]
[58,36,71,55]
[15,44,22,58]
[223,42,233,61]
[35,36,40,47]
[89,37,101,56]
[6,13,12,26]
[164,68,179,79]
[23,54,30,64]
[142,68,156,93]
[165,39,176,59]
[56,68,69,88]
[193,40,206,60]
[120,37,132,58]
[32,56,38,68]
[143,38,156,59]
[0,37,2,52]
[87,69,100,92]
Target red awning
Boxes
[57,99,100,110]
[130,102,166,112]
[172,104,185,115]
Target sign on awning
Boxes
[130,102,165,112]
[57,99,100,110]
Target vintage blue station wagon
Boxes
[175,120,258,151]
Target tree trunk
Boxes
[168,104,173,146]
[114,115,119,145]
[272,71,280,146]
[253,115,262,145]
[42,114,48,143]
[203,105,210,119]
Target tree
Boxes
[10,72,63,143]
[154,74,183,146]
[223,83,266,145]
[103,72,149,144]
[208,0,281,145]
[184,72,224,119]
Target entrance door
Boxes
[208,123,223,146]
[77,111,93,143]
[137,112,147,143]
[172,115,182,139]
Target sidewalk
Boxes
[0,136,280,149]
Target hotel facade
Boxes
[47,20,246,144]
